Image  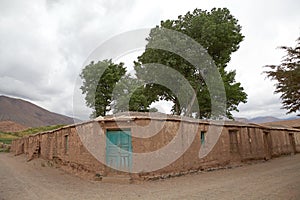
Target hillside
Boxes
[0,96,74,127]
[262,118,300,129]
[234,116,298,124]
[248,116,281,124]
[0,121,28,132]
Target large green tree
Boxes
[80,60,156,118]
[134,8,247,119]
[265,37,300,115]
[111,75,158,113]
[80,59,126,117]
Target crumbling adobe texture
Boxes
[10,115,300,181]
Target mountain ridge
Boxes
[0,95,75,127]
[1,95,298,128]
[234,116,298,124]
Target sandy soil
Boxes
[0,153,300,200]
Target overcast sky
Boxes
[0,0,299,120]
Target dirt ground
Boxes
[0,153,300,200]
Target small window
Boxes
[64,135,69,154]
[200,131,206,145]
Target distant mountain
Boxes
[262,119,300,129]
[233,117,249,123]
[248,116,281,124]
[234,116,298,124]
[0,96,75,127]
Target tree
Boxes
[264,37,300,115]
[134,8,247,119]
[80,60,156,118]
[80,59,126,117]
[111,75,158,113]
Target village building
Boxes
[10,112,300,181]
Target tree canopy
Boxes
[111,75,158,113]
[134,8,247,119]
[80,60,156,118]
[80,8,248,119]
[80,60,126,117]
[264,37,300,115]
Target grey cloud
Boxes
[0,0,299,120]
[0,77,44,101]
[0,0,146,119]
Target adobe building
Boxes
[10,113,300,181]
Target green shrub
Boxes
[0,124,65,144]
[0,138,13,144]
[15,125,65,137]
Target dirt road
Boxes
[0,153,300,200]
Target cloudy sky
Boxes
[0,0,299,120]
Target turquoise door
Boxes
[106,130,132,172]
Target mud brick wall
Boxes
[10,116,300,180]
[269,130,290,156]
[294,133,300,152]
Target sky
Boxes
[0,0,299,120]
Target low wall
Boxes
[10,116,300,181]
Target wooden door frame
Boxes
[105,129,132,175]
